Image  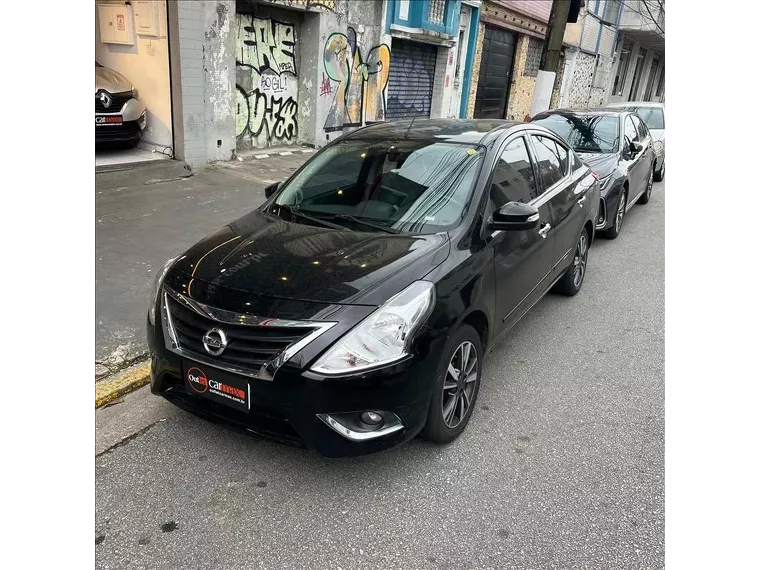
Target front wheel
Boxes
[654,160,665,182]
[638,167,654,205]
[421,324,483,444]
[553,227,590,296]
[600,189,627,239]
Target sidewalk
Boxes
[95,150,313,379]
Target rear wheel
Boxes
[600,188,627,239]
[553,227,590,296]
[422,324,483,444]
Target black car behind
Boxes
[531,109,656,239]
[147,119,600,457]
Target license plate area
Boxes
[96,116,123,126]
[183,360,249,412]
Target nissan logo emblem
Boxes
[99,91,112,109]
[202,328,228,356]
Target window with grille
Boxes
[524,38,543,77]
[428,0,446,25]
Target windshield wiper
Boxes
[275,204,346,230]
[331,214,400,234]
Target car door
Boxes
[622,114,647,201]
[632,114,656,182]
[485,134,556,335]
[528,132,593,276]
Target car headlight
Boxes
[148,257,176,326]
[310,281,435,375]
[131,87,139,100]
[653,140,663,153]
[598,173,614,188]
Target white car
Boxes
[607,101,665,181]
[96,62,146,147]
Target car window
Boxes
[274,140,484,234]
[531,113,620,154]
[489,137,538,209]
[554,139,569,175]
[628,106,664,130]
[531,135,564,189]
[632,115,649,140]
[624,116,638,144]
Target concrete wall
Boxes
[95,0,173,149]
[505,35,535,121]
[466,22,485,118]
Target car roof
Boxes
[343,118,523,146]
[607,101,664,109]
[532,108,626,119]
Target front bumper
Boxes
[147,316,443,458]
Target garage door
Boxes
[386,40,437,120]
[474,26,516,119]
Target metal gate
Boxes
[386,40,437,120]
[474,26,516,119]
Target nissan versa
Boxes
[147,119,601,457]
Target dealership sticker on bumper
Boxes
[184,362,249,412]
[96,116,123,126]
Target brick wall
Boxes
[505,35,534,121]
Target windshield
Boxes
[271,139,484,234]
[629,107,664,130]
[532,114,620,154]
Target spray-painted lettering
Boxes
[323,27,390,132]
[236,87,298,142]
[237,15,296,76]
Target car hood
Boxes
[96,65,132,93]
[170,210,450,307]
[579,153,619,178]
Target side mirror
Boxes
[629,140,643,155]
[264,181,282,199]
[490,201,540,231]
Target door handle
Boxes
[538,223,551,238]
[578,196,586,208]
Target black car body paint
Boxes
[147,119,600,457]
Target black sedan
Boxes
[147,119,600,457]
[531,108,656,239]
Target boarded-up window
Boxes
[523,37,543,77]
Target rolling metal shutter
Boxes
[474,26,516,119]
[386,40,437,120]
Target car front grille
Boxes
[163,290,329,378]
[95,90,132,113]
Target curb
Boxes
[95,361,151,408]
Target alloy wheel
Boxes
[615,191,627,233]
[442,341,478,429]
[572,232,589,288]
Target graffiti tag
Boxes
[237,15,296,76]
[236,87,298,142]
[323,27,390,132]
[320,72,332,97]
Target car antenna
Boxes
[403,115,416,139]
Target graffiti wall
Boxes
[322,27,391,132]
[236,13,300,149]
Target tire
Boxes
[600,188,627,240]
[654,160,665,182]
[553,226,590,297]
[638,167,654,205]
[421,324,483,444]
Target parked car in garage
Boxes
[531,108,655,240]
[607,101,665,181]
[147,119,600,457]
[95,62,146,147]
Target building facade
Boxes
[605,0,664,104]
[96,0,493,167]
[466,1,553,121]
[556,0,621,109]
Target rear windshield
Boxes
[532,114,620,154]
[629,107,664,130]
[271,139,484,234]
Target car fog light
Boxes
[360,411,384,428]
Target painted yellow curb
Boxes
[95,362,151,408]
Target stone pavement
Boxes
[95,150,314,378]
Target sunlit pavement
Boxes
[96,180,665,570]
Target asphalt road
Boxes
[95,181,665,569]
